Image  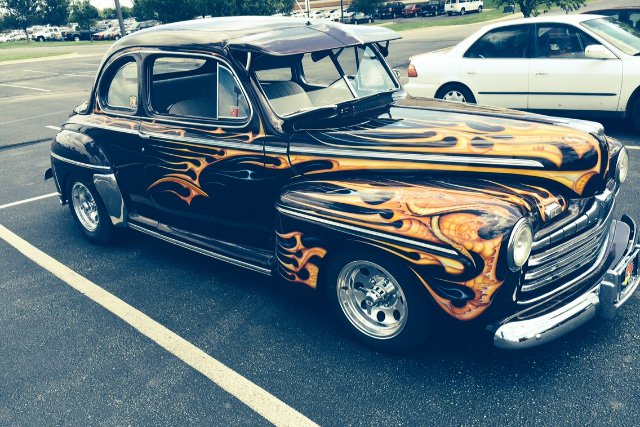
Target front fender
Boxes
[275,177,555,321]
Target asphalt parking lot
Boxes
[2,35,640,426]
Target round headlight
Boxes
[616,146,629,183]
[507,219,533,271]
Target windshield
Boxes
[253,44,399,117]
[582,17,640,55]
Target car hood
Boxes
[288,97,610,204]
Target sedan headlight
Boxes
[507,218,533,271]
[616,146,628,183]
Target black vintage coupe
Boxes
[47,17,639,352]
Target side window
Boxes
[464,25,530,58]
[536,24,598,58]
[106,61,138,110]
[149,55,249,122]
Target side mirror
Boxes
[585,44,617,59]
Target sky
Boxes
[90,0,133,10]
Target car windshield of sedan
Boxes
[252,44,399,117]
[582,17,640,56]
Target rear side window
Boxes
[465,25,530,58]
[150,55,249,122]
[106,61,138,110]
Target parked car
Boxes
[422,0,446,16]
[9,31,27,41]
[63,26,96,41]
[30,26,63,42]
[348,12,375,24]
[0,33,12,43]
[93,26,122,41]
[445,0,483,16]
[402,3,424,17]
[377,2,406,19]
[405,14,640,131]
[46,16,639,352]
[586,7,640,31]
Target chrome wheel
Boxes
[443,90,467,102]
[71,182,99,232]
[336,261,408,339]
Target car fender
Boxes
[275,177,546,321]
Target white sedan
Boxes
[404,14,640,130]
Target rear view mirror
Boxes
[585,44,616,59]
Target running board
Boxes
[128,217,273,276]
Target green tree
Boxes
[132,0,158,21]
[69,0,99,31]
[132,0,294,23]
[38,0,70,25]
[0,0,39,43]
[100,7,117,19]
[351,0,381,13]
[496,0,585,18]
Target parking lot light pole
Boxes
[341,0,344,22]
[114,0,126,38]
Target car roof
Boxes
[481,13,606,31]
[106,16,401,57]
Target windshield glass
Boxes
[253,44,398,117]
[582,17,640,55]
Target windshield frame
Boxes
[581,16,640,56]
[252,42,401,120]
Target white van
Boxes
[445,0,483,15]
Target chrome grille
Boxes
[519,191,615,304]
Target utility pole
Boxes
[114,0,126,38]
[305,0,310,17]
[340,0,344,22]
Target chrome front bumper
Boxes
[494,217,640,350]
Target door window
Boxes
[536,24,598,58]
[464,25,530,58]
[105,61,138,111]
[149,55,250,122]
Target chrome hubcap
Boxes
[71,182,99,232]
[443,90,466,103]
[336,261,408,339]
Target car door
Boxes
[138,52,273,248]
[528,23,623,111]
[90,54,157,218]
[459,24,531,109]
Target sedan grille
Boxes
[518,192,615,304]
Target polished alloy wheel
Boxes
[336,261,408,339]
[443,90,467,102]
[71,182,99,232]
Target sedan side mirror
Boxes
[585,44,617,59]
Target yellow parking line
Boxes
[0,193,58,210]
[0,224,318,427]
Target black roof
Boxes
[107,16,401,57]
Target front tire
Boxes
[436,83,476,104]
[460,8,466,15]
[68,178,115,244]
[74,35,80,42]
[324,250,434,353]
[478,5,483,12]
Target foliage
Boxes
[69,0,100,30]
[351,0,381,13]
[0,0,40,41]
[131,0,295,23]
[495,0,585,18]
[38,0,70,25]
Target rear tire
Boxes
[447,11,452,16]
[323,249,434,353]
[460,8,466,15]
[632,96,640,132]
[478,5,483,12]
[74,35,80,42]
[67,177,115,245]
[436,83,476,104]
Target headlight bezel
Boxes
[616,146,629,184]
[507,218,533,271]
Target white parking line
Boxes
[627,146,640,151]
[0,83,50,92]
[62,73,95,77]
[0,193,58,210]
[45,125,61,131]
[23,69,58,75]
[0,225,318,427]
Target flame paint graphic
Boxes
[276,231,327,288]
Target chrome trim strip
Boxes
[93,173,127,227]
[276,205,460,258]
[81,122,140,135]
[291,146,544,168]
[517,230,612,305]
[142,132,265,153]
[50,152,112,171]
[128,223,272,275]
